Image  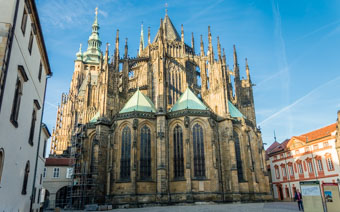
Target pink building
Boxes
[267,123,340,200]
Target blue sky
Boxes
[36,0,340,150]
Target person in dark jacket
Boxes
[294,189,304,211]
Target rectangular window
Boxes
[327,158,334,170]
[313,144,319,150]
[53,167,59,178]
[323,142,329,148]
[317,159,323,171]
[28,108,37,146]
[275,167,280,179]
[38,62,42,82]
[308,162,313,173]
[282,167,286,177]
[298,163,303,174]
[43,139,47,158]
[289,165,294,176]
[28,31,33,54]
[21,8,28,35]
[10,78,22,127]
[43,167,46,178]
[37,188,41,203]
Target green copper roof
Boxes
[169,88,208,112]
[89,111,100,123]
[119,89,156,113]
[228,101,246,118]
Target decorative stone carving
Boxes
[133,118,138,130]
[184,116,190,128]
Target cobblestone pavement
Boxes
[62,202,300,212]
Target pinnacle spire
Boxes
[245,58,250,80]
[191,32,195,54]
[200,34,204,56]
[148,27,151,44]
[181,24,184,42]
[217,36,221,61]
[139,23,144,56]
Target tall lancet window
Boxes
[21,161,30,195]
[193,123,205,178]
[173,125,184,178]
[91,140,99,174]
[120,126,131,179]
[233,131,244,182]
[140,125,151,180]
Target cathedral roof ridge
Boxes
[169,87,208,112]
[119,89,156,114]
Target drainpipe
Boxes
[30,74,52,211]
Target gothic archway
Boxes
[55,186,68,208]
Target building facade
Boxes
[0,0,52,211]
[50,9,271,208]
[42,157,73,209]
[267,123,340,200]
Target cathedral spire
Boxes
[76,43,83,61]
[83,7,102,63]
[139,23,144,56]
[222,48,226,65]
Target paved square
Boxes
[62,202,300,212]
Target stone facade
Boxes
[50,9,271,208]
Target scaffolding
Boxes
[66,124,98,209]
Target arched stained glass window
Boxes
[91,141,99,174]
[120,126,131,179]
[140,125,151,180]
[174,125,184,178]
[193,123,205,178]
[234,131,244,182]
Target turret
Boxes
[76,43,83,61]
[114,29,119,71]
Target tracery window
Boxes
[173,125,184,178]
[233,131,244,182]
[120,126,131,179]
[140,125,151,180]
[21,161,30,195]
[193,123,205,178]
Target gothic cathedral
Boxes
[50,9,271,208]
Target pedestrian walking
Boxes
[294,189,304,211]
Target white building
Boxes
[267,123,340,200]
[31,124,51,211]
[43,157,73,209]
[0,0,52,211]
